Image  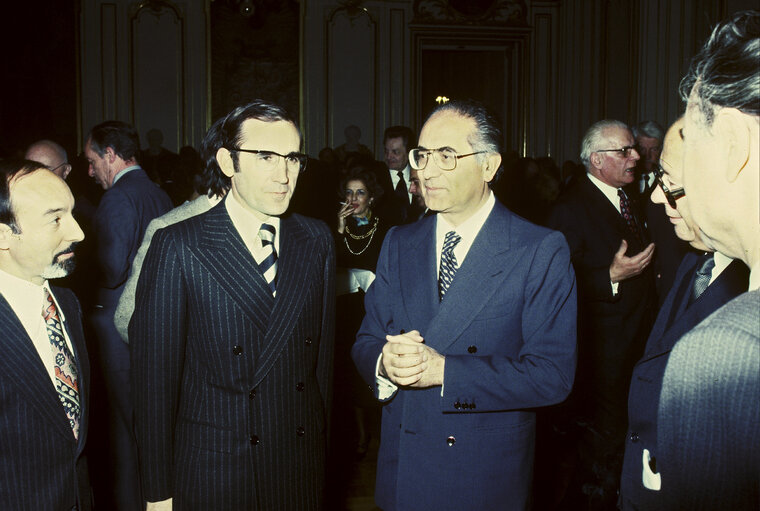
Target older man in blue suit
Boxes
[352,100,577,511]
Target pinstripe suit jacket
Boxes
[130,200,335,510]
[658,289,760,510]
[0,287,91,511]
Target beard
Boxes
[40,244,78,280]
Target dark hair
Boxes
[0,159,49,233]
[383,126,416,151]
[87,120,141,162]
[339,165,384,203]
[680,10,760,125]
[204,99,301,191]
[424,99,504,182]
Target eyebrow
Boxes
[43,207,67,216]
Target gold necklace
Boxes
[344,217,378,255]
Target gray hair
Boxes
[679,10,760,126]
[632,120,665,142]
[580,119,630,169]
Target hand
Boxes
[380,330,445,388]
[337,202,354,233]
[146,498,173,511]
[609,240,655,283]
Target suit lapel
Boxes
[639,258,749,363]
[0,295,76,442]
[398,218,438,330]
[252,215,317,384]
[423,205,516,353]
[190,203,274,334]
[581,176,648,251]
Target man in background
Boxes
[24,139,72,180]
[85,120,172,510]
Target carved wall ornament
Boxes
[413,0,527,26]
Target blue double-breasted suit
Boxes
[352,200,577,511]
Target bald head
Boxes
[24,140,71,179]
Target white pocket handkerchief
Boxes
[642,448,661,491]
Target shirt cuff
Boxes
[375,353,398,401]
[611,280,619,296]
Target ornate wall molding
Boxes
[412,0,527,26]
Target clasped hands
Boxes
[380,330,445,388]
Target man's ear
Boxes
[482,152,502,182]
[104,146,117,164]
[714,108,752,183]
[62,164,72,180]
[590,152,603,170]
[216,147,235,178]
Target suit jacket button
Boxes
[630,432,639,443]
[467,345,477,353]
[296,426,305,437]
[296,382,304,392]
[250,435,259,445]
[305,337,312,346]
[454,401,461,409]
[249,389,256,399]
[446,435,456,446]
[233,345,243,356]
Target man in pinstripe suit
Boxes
[0,159,91,510]
[130,100,335,510]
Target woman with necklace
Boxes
[335,167,387,271]
[330,166,389,482]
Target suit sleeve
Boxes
[547,201,617,302]
[114,217,167,343]
[442,231,578,410]
[351,228,398,397]
[94,188,141,289]
[130,228,188,501]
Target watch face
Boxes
[449,0,497,18]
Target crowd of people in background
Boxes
[0,9,757,511]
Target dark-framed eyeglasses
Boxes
[652,165,685,209]
[226,147,308,173]
[595,145,637,158]
[408,147,488,171]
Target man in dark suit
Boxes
[619,116,749,509]
[547,119,657,505]
[352,100,577,510]
[631,121,691,303]
[372,125,422,226]
[130,100,335,510]
[656,11,760,508]
[0,159,91,509]
[84,120,173,510]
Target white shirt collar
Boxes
[225,192,281,258]
[435,192,495,272]
[587,172,622,214]
[112,164,140,186]
[0,268,64,337]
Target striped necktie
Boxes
[42,288,80,439]
[259,223,278,295]
[438,231,462,300]
[689,253,715,305]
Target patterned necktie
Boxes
[689,253,715,305]
[618,189,643,244]
[42,288,80,440]
[438,231,462,300]
[259,223,278,295]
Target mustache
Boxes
[54,242,80,260]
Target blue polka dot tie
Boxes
[438,231,462,300]
[42,289,80,440]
